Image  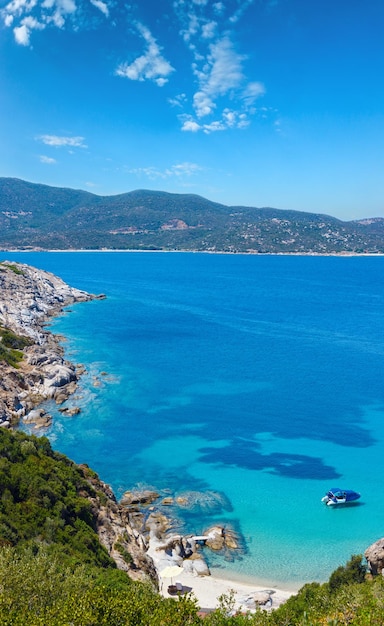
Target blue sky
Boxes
[1,0,384,219]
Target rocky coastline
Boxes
[0,260,241,591]
[0,260,105,428]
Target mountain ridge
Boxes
[1,177,383,253]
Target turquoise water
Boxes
[3,251,384,589]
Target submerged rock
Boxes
[174,489,231,514]
[58,406,81,416]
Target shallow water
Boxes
[3,251,384,587]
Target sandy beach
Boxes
[148,537,297,614]
[160,570,296,613]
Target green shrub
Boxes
[115,541,134,565]
[0,326,32,367]
[0,430,114,568]
[0,262,24,275]
[328,554,367,593]
[0,327,32,350]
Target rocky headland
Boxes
[0,260,105,428]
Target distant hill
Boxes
[1,177,384,253]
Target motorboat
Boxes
[321,488,361,506]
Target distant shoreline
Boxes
[1,248,384,257]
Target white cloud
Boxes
[242,81,266,104]
[37,134,87,147]
[3,0,38,19]
[171,162,202,176]
[229,0,254,23]
[201,120,226,133]
[89,0,109,18]
[115,22,174,86]
[128,162,202,179]
[40,155,57,163]
[13,13,45,42]
[181,119,201,132]
[182,117,226,133]
[193,90,215,117]
[171,0,266,133]
[168,93,187,108]
[192,36,245,118]
[61,0,76,11]
[13,23,29,44]
[213,2,224,15]
[201,20,216,39]
[181,108,251,134]
[1,0,112,44]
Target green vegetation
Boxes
[115,540,134,565]
[0,326,32,350]
[0,429,114,567]
[1,177,384,253]
[0,343,23,368]
[0,326,32,367]
[1,428,384,624]
[0,546,201,625]
[0,262,24,275]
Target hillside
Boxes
[2,429,384,625]
[1,177,384,253]
[2,261,384,623]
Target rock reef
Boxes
[0,260,104,427]
[121,487,244,582]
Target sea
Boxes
[2,251,384,590]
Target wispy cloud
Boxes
[180,107,250,134]
[1,0,109,45]
[177,35,265,133]
[128,162,203,179]
[115,22,174,87]
[192,36,246,117]
[37,134,87,148]
[89,0,109,18]
[171,0,265,132]
[3,0,269,134]
[168,93,187,108]
[39,155,57,164]
[229,0,255,24]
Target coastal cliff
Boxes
[0,260,104,427]
[0,261,157,582]
[0,261,241,588]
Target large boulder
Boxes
[190,557,210,577]
[365,538,384,576]
[204,525,241,551]
[205,526,225,550]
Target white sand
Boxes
[160,570,295,613]
[148,537,297,613]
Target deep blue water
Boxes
[3,251,384,588]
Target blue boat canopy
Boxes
[326,488,360,502]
